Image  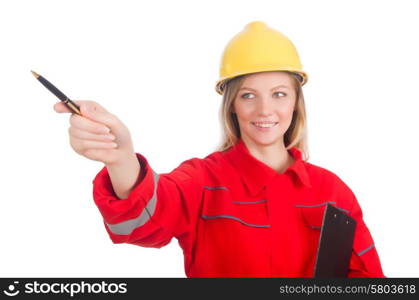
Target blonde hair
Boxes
[216,71,310,161]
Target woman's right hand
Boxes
[54,100,135,166]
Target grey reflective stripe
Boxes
[233,200,267,204]
[295,202,350,213]
[204,186,228,190]
[310,226,321,230]
[336,207,350,214]
[295,201,336,208]
[202,214,270,228]
[356,244,375,256]
[106,170,159,235]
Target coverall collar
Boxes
[223,138,312,196]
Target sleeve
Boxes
[92,153,204,249]
[346,191,386,278]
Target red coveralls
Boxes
[92,139,385,278]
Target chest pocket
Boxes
[201,186,270,228]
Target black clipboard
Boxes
[313,203,357,278]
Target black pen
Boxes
[31,70,82,115]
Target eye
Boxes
[241,92,286,99]
[241,93,255,99]
[274,91,286,97]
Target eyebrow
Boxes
[239,84,290,92]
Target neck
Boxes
[242,137,294,174]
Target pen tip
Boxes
[30,70,40,78]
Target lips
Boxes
[251,121,278,128]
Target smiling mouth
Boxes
[251,122,279,128]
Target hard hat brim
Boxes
[215,69,308,95]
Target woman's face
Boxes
[233,71,297,148]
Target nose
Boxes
[256,96,274,116]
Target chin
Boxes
[248,135,283,147]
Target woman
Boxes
[54,21,385,277]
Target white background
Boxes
[1,0,418,277]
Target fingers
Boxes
[69,126,116,142]
[54,101,74,113]
[69,113,110,135]
[54,100,119,133]
[80,104,118,129]
[72,137,118,150]
[53,100,109,115]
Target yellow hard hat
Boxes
[215,21,308,95]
